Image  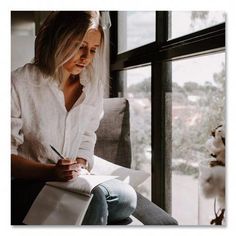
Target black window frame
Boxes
[109,11,225,212]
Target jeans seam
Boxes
[99,184,111,197]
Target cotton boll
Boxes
[200,165,216,198]
[205,136,225,157]
[205,137,217,157]
[205,125,225,164]
[200,166,225,207]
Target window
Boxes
[171,53,225,225]
[170,11,225,39]
[119,66,152,200]
[110,11,225,225]
[118,11,155,53]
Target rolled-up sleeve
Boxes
[11,77,24,155]
[77,87,104,170]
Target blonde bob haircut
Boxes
[34,11,107,85]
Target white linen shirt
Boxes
[11,63,104,170]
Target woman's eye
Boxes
[78,45,96,54]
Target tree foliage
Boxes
[172,62,225,176]
[128,62,225,178]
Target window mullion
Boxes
[151,11,172,212]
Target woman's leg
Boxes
[12,179,136,225]
[99,179,137,224]
[81,185,108,225]
[81,179,137,225]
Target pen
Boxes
[50,145,78,172]
[50,145,65,159]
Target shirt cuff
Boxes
[77,150,94,171]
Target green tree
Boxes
[172,62,225,176]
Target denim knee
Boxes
[82,180,137,225]
[100,179,137,223]
[110,183,137,222]
[82,185,108,225]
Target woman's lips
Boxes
[76,64,85,68]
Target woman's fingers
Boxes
[57,159,75,165]
[54,159,79,181]
[58,163,79,171]
[64,170,78,177]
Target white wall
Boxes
[11,35,35,71]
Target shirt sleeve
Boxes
[11,76,24,155]
[77,86,104,171]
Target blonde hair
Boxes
[34,11,107,86]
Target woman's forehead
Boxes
[83,29,101,46]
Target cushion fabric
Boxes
[95,98,131,168]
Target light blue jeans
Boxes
[82,179,137,225]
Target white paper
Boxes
[47,175,118,196]
[23,175,117,225]
[23,185,93,225]
[92,156,150,189]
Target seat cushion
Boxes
[95,98,131,168]
[133,193,178,225]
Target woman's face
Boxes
[63,29,101,75]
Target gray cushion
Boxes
[133,193,178,225]
[95,98,131,168]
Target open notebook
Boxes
[47,175,118,196]
[23,175,117,225]
[23,156,150,225]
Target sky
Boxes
[126,52,225,88]
[122,11,225,87]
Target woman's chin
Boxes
[71,69,82,75]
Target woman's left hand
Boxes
[76,157,90,175]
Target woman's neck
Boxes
[60,71,80,90]
[61,74,83,112]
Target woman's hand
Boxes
[76,157,90,175]
[53,159,80,181]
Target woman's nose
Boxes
[80,51,91,64]
[80,48,90,59]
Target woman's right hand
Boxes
[52,159,80,181]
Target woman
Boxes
[11,11,137,225]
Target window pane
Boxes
[118,11,155,53]
[171,53,225,225]
[119,66,151,200]
[170,11,225,39]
